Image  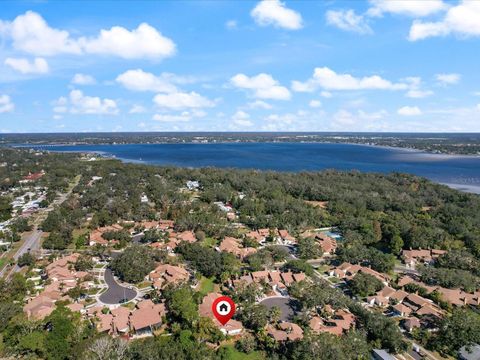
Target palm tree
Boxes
[269,306,282,324]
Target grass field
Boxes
[0,257,7,270]
[198,276,215,296]
[218,345,265,360]
[201,237,218,248]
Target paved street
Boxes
[0,176,80,279]
[99,268,137,305]
[0,229,44,278]
[259,296,300,321]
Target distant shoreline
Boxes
[15,142,480,195]
[12,140,480,159]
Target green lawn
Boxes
[201,237,218,248]
[328,276,340,284]
[218,345,265,360]
[0,257,6,270]
[198,276,215,296]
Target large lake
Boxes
[27,143,480,193]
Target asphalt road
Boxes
[259,296,300,321]
[99,268,137,305]
[0,177,79,279]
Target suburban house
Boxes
[89,224,124,246]
[129,300,166,337]
[198,292,243,335]
[402,317,421,332]
[218,237,257,259]
[277,229,296,244]
[328,262,390,285]
[149,264,190,289]
[24,253,92,320]
[402,249,447,268]
[309,308,355,336]
[245,230,266,245]
[94,300,167,337]
[231,270,306,296]
[266,322,303,341]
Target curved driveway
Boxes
[99,268,137,305]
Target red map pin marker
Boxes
[212,295,235,325]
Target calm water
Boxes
[28,143,480,193]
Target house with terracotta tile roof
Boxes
[309,317,343,336]
[378,286,396,299]
[402,317,421,332]
[24,254,93,320]
[96,313,114,334]
[149,264,190,289]
[199,293,243,335]
[258,228,271,237]
[317,236,337,255]
[392,303,413,317]
[367,295,389,307]
[20,170,45,183]
[218,237,257,259]
[252,270,269,283]
[89,224,124,246]
[66,302,85,314]
[231,270,306,296]
[397,275,415,287]
[129,301,166,336]
[416,304,444,318]
[111,309,130,334]
[390,290,409,303]
[281,272,296,286]
[24,295,57,320]
[158,219,174,230]
[266,322,303,342]
[404,293,430,309]
[402,249,447,268]
[246,230,265,245]
[177,231,196,243]
[328,262,389,285]
[310,307,356,336]
[278,229,296,244]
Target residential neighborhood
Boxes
[1,147,480,360]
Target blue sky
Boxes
[0,0,479,133]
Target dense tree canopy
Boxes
[110,245,156,283]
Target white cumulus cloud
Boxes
[292,67,408,92]
[326,10,372,34]
[409,1,480,41]
[251,0,303,30]
[398,106,422,116]
[247,100,273,109]
[71,73,96,85]
[435,73,461,85]
[153,92,214,110]
[116,69,177,93]
[79,23,176,60]
[4,57,49,74]
[152,109,206,122]
[0,95,14,113]
[309,100,322,108]
[406,89,433,98]
[225,20,238,30]
[231,73,291,100]
[231,110,253,128]
[1,11,175,60]
[129,105,147,114]
[368,0,447,17]
[54,90,118,115]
